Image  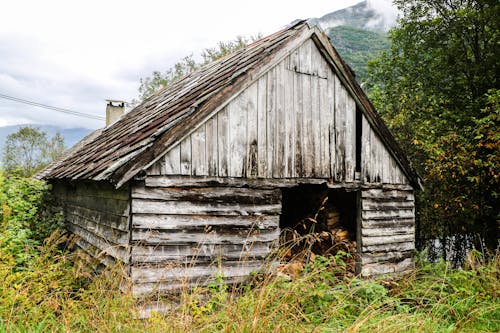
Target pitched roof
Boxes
[40,21,420,189]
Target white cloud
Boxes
[0,0,363,129]
[366,0,399,30]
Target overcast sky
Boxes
[0,0,393,130]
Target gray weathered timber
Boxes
[146,39,408,186]
[129,181,281,294]
[359,187,415,276]
[52,181,130,264]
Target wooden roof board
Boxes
[40,21,421,189]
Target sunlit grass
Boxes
[0,233,498,332]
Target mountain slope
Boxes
[310,0,395,81]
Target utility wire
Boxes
[0,93,105,121]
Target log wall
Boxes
[129,181,281,296]
[147,39,408,185]
[359,185,415,276]
[52,181,130,265]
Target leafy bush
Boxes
[0,172,62,267]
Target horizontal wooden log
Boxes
[131,260,267,283]
[132,274,250,296]
[361,251,413,264]
[131,242,274,264]
[361,226,414,237]
[361,257,414,276]
[362,241,414,253]
[53,181,129,201]
[65,204,129,231]
[362,200,414,211]
[74,237,117,267]
[362,209,414,220]
[67,222,130,262]
[61,194,129,217]
[361,189,414,200]
[362,234,414,246]
[132,228,280,246]
[361,218,415,228]
[66,211,130,244]
[132,186,281,205]
[360,184,413,191]
[144,176,365,189]
[132,199,281,216]
[132,214,279,231]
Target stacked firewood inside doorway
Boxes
[278,186,357,278]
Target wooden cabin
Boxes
[38,21,420,296]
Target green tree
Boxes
[135,36,255,103]
[367,0,499,263]
[2,126,66,177]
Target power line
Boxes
[0,93,105,121]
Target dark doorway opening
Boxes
[278,184,359,276]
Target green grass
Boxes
[0,235,498,332]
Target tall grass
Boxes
[0,173,498,331]
[0,236,498,332]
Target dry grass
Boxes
[1,234,498,332]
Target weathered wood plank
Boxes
[345,95,356,181]
[54,181,128,201]
[362,241,414,253]
[163,144,181,175]
[191,123,207,176]
[67,222,129,262]
[361,251,413,264]
[284,60,295,177]
[61,195,129,217]
[66,210,130,244]
[274,62,286,178]
[132,199,281,215]
[217,107,229,177]
[301,65,312,176]
[131,242,274,264]
[311,75,321,175]
[361,257,414,276]
[180,136,192,175]
[362,234,415,246]
[132,186,281,204]
[294,70,304,176]
[361,189,414,200]
[228,89,248,177]
[256,75,268,177]
[246,81,259,178]
[64,204,129,231]
[132,228,280,246]
[362,200,415,210]
[144,175,356,189]
[267,67,276,178]
[334,75,346,181]
[328,71,336,179]
[132,273,253,296]
[361,218,415,228]
[205,116,218,176]
[131,260,265,283]
[132,214,279,230]
[361,226,414,237]
[362,209,414,220]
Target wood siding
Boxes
[130,182,281,295]
[52,181,130,265]
[147,39,408,185]
[359,186,415,276]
